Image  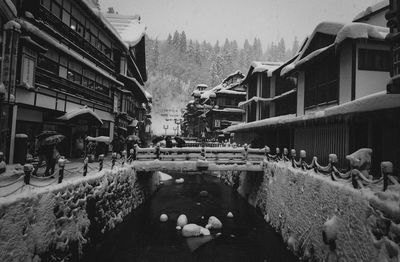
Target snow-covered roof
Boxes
[217,89,246,96]
[252,61,282,74]
[81,0,129,50]
[242,61,283,84]
[225,114,297,132]
[295,44,335,68]
[334,23,389,45]
[145,90,152,100]
[211,108,245,114]
[222,70,244,84]
[104,13,146,47]
[353,0,389,22]
[281,22,344,76]
[227,91,400,132]
[238,97,272,108]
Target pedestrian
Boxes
[165,136,173,148]
[45,145,59,176]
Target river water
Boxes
[83,173,298,262]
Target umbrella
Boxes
[36,130,59,140]
[152,136,165,144]
[127,135,140,142]
[40,134,65,146]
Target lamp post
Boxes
[163,125,169,135]
[174,118,183,136]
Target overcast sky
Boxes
[99,0,383,48]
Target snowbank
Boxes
[0,166,159,261]
[219,161,400,261]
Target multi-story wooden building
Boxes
[182,72,246,140]
[0,0,150,163]
[227,3,400,172]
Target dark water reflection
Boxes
[84,173,299,262]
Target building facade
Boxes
[0,0,150,163]
[227,3,400,172]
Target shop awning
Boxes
[57,107,103,126]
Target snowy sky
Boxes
[99,0,384,49]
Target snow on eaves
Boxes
[295,44,334,69]
[227,91,400,133]
[81,0,129,50]
[353,0,389,22]
[212,108,245,114]
[281,22,344,77]
[238,97,272,108]
[222,70,244,84]
[118,19,146,47]
[217,89,246,96]
[335,23,389,45]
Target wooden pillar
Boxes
[8,104,17,163]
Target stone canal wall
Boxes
[218,161,400,262]
[0,167,159,262]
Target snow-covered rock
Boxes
[177,214,188,227]
[206,216,222,229]
[160,214,168,222]
[182,224,210,237]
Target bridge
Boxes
[130,145,268,172]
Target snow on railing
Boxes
[132,144,266,164]
[262,147,397,192]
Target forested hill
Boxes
[145,31,299,133]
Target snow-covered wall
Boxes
[218,161,400,261]
[0,167,159,261]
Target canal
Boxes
[83,172,299,262]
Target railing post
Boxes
[291,149,297,168]
[329,154,338,180]
[201,145,206,161]
[111,152,117,169]
[276,147,281,161]
[129,148,135,163]
[381,161,394,191]
[264,146,270,161]
[243,144,248,161]
[98,154,104,171]
[58,157,66,184]
[156,144,161,160]
[133,144,138,161]
[283,148,289,161]
[83,157,88,176]
[23,164,33,185]
[121,150,127,166]
[300,150,306,170]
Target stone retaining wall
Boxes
[0,167,159,262]
[217,161,400,262]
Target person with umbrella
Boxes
[38,133,64,176]
[174,136,186,148]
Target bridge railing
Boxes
[134,145,266,164]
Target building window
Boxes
[37,55,59,75]
[21,55,36,87]
[305,56,339,108]
[358,48,390,71]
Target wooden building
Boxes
[0,0,150,163]
[227,10,400,173]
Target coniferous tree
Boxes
[172,30,180,48]
[179,31,187,53]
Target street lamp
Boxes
[174,118,183,136]
[163,125,169,135]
